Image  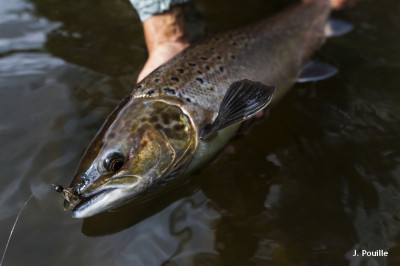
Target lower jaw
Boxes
[70,189,113,218]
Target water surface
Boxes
[1,0,400,265]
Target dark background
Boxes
[0,0,400,265]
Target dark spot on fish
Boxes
[154,124,163,130]
[171,77,179,82]
[100,142,106,149]
[197,70,203,75]
[210,47,214,51]
[154,78,160,83]
[136,84,142,89]
[140,139,149,149]
[205,65,210,70]
[164,128,173,137]
[233,42,238,46]
[146,132,155,141]
[177,68,184,73]
[228,34,233,38]
[164,88,176,94]
[171,113,181,121]
[231,55,236,60]
[209,87,214,91]
[108,133,115,139]
[140,118,146,122]
[217,56,221,60]
[149,116,158,123]
[215,37,220,41]
[161,113,170,125]
[174,124,185,131]
[147,90,155,96]
[136,127,146,139]
[220,66,224,72]
[196,78,204,84]
[200,57,208,61]
[189,63,196,67]
[186,98,191,103]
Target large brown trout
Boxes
[55,0,351,218]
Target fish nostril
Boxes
[81,173,88,180]
[75,179,88,194]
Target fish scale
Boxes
[57,1,339,218]
[132,1,330,128]
[134,37,248,104]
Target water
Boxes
[1,0,400,265]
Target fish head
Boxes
[64,98,197,218]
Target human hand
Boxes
[137,6,190,83]
[137,41,189,82]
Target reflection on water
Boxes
[1,0,400,265]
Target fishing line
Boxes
[0,193,33,266]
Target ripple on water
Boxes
[1,0,400,265]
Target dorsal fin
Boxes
[200,79,275,140]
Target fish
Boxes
[54,0,352,218]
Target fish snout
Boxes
[61,174,143,217]
[51,184,83,211]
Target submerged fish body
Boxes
[62,1,340,218]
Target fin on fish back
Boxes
[297,61,338,83]
[200,79,275,140]
[325,18,353,37]
[297,19,351,83]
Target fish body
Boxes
[61,1,339,218]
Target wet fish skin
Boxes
[65,98,197,217]
[63,1,334,218]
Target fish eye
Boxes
[103,153,125,172]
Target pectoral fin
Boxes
[200,79,275,140]
[297,61,338,83]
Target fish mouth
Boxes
[64,187,114,215]
[66,175,142,218]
